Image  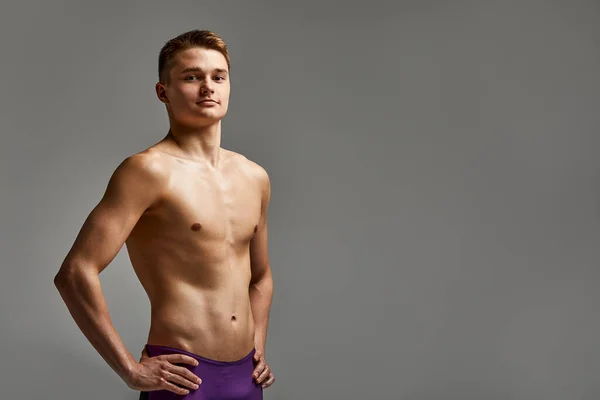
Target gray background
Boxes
[1,1,599,399]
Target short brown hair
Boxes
[158,30,230,83]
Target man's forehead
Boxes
[173,48,228,70]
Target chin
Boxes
[180,116,224,126]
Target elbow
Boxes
[54,268,73,290]
[250,269,273,287]
[53,261,87,290]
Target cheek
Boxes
[182,86,199,100]
[173,93,198,112]
[220,89,230,106]
[171,85,195,99]
[219,98,230,113]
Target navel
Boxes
[231,315,237,321]
[191,223,202,232]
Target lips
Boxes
[198,99,217,104]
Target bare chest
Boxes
[150,165,262,245]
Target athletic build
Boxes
[54,30,275,399]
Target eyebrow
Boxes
[180,67,228,75]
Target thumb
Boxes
[140,347,149,361]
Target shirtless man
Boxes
[53,30,275,399]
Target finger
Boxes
[252,361,266,380]
[140,348,149,361]
[262,373,275,389]
[253,351,262,362]
[256,365,270,383]
[162,370,200,391]
[169,364,202,385]
[160,377,191,396]
[162,353,199,367]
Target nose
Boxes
[200,80,214,95]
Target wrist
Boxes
[121,357,140,385]
[254,343,266,355]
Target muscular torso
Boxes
[125,144,262,361]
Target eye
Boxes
[184,75,198,81]
[214,76,226,81]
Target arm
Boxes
[53,154,165,385]
[249,167,274,355]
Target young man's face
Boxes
[156,47,230,126]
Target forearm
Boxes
[54,268,136,383]
[249,272,273,353]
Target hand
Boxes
[252,349,275,389]
[125,347,203,396]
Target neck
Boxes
[165,120,222,167]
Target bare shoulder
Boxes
[226,149,270,188]
[108,148,171,195]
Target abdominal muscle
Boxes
[127,238,257,362]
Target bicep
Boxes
[249,169,271,281]
[249,215,269,276]
[60,155,163,276]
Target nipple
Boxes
[191,223,202,231]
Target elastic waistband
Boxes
[145,344,256,366]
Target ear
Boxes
[155,82,169,104]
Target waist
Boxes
[147,306,256,361]
[144,343,256,366]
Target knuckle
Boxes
[171,365,182,374]
[176,386,189,394]
[179,368,193,379]
[180,379,190,387]
[187,372,199,382]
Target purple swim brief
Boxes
[138,344,263,400]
